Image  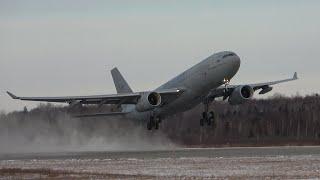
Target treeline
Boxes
[1,94,320,147]
[163,94,320,146]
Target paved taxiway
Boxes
[1,146,320,179]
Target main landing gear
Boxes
[200,111,215,127]
[200,100,216,127]
[147,116,161,130]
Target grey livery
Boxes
[7,51,298,130]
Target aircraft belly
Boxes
[157,62,232,117]
[158,92,201,117]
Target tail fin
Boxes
[111,67,133,94]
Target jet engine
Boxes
[228,85,254,105]
[135,92,162,112]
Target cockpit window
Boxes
[222,53,235,59]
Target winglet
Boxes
[7,91,19,99]
[293,72,298,80]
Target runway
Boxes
[1,146,320,179]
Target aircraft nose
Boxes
[234,55,241,66]
[229,54,240,68]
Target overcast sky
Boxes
[1,0,319,112]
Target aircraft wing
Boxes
[208,72,298,99]
[247,72,298,91]
[156,88,185,105]
[6,91,141,105]
[7,88,184,106]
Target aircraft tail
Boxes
[110,68,135,113]
[111,68,133,94]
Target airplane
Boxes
[7,51,298,130]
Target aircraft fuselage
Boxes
[127,51,240,121]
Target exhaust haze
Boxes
[0,105,176,154]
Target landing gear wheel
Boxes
[207,111,215,126]
[147,116,155,130]
[200,118,204,126]
[155,117,161,130]
[209,111,214,118]
[200,110,216,127]
[208,111,215,126]
[147,121,152,130]
[207,117,212,126]
[209,111,217,128]
[147,116,161,130]
[200,112,207,127]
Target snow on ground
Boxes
[1,155,320,179]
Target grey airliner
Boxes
[7,51,298,130]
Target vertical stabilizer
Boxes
[111,68,133,94]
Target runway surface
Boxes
[1,146,320,179]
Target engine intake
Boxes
[135,92,162,112]
[148,92,161,106]
[228,85,254,105]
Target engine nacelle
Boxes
[228,85,254,105]
[135,92,162,112]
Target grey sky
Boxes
[1,0,319,112]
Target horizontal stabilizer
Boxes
[293,72,298,80]
[7,91,19,99]
[73,112,128,118]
